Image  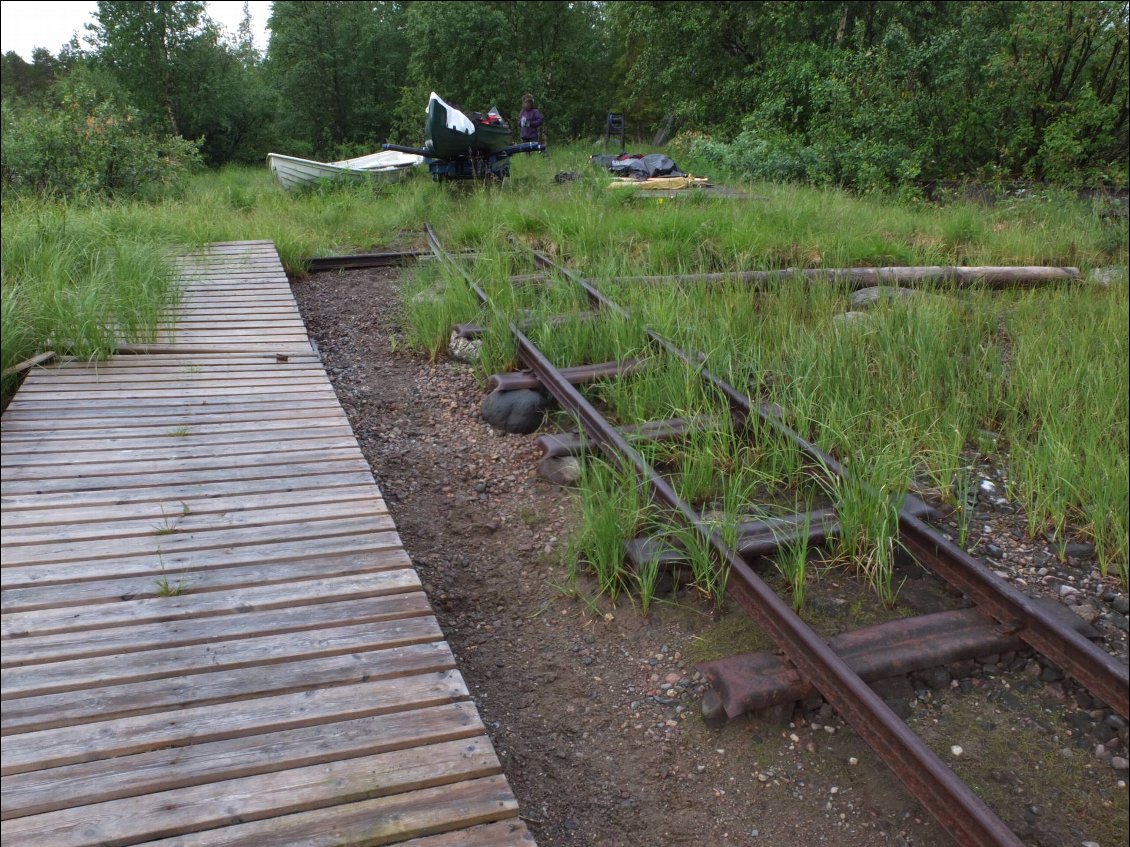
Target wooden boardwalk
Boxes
[0,242,534,846]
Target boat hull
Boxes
[266,152,419,191]
[424,96,511,160]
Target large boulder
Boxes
[481,389,552,434]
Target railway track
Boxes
[421,224,1127,847]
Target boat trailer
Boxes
[382,141,545,181]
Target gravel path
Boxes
[291,266,1128,847]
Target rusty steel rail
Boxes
[306,250,429,272]
[426,223,1024,847]
[528,248,1129,722]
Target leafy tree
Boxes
[1,48,65,102]
[611,0,1127,188]
[83,1,272,164]
[266,1,408,157]
[85,1,212,132]
[395,1,611,143]
[1,69,200,199]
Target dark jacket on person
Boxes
[519,107,544,142]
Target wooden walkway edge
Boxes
[1,241,535,847]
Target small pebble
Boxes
[951,745,964,757]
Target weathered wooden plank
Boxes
[13,373,325,390]
[1,436,359,468]
[0,456,372,495]
[2,446,363,483]
[1,640,456,735]
[1,497,387,547]
[154,322,308,331]
[1,591,431,669]
[1,616,443,699]
[134,776,522,847]
[2,569,419,639]
[0,482,376,531]
[50,352,317,364]
[2,546,413,613]
[1,511,394,568]
[5,385,336,407]
[1,398,343,420]
[0,480,372,528]
[1,740,501,846]
[400,820,535,847]
[114,345,315,355]
[1,671,469,775]
[1,407,347,432]
[2,701,481,818]
[1,526,400,590]
[0,467,373,512]
[0,425,355,456]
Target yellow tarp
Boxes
[607,176,710,190]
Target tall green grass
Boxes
[1,202,178,393]
[5,149,1127,595]
[404,151,1126,598]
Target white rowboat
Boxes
[266,149,424,191]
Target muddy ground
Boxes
[291,266,1128,847]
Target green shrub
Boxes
[1,77,201,200]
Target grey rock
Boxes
[949,659,977,678]
[1071,602,1102,625]
[1112,595,1130,615]
[1040,663,1065,683]
[1096,721,1118,744]
[831,310,873,329]
[447,331,482,363]
[913,666,952,691]
[1111,755,1129,771]
[1086,266,1128,286]
[850,286,919,310]
[481,389,552,434]
[410,283,447,306]
[1063,541,1095,560]
[538,455,582,486]
[870,677,915,719]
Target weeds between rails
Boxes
[4,157,1126,576]
[405,242,1128,598]
[418,227,1128,847]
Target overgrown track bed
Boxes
[423,226,1128,847]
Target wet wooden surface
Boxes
[1,241,533,847]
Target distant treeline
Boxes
[2,0,1127,192]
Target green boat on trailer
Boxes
[424,92,512,160]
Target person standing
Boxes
[518,93,544,144]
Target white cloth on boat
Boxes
[332,150,424,170]
[428,92,475,135]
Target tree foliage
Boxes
[394,1,612,142]
[265,1,408,158]
[83,1,273,164]
[613,0,1128,188]
[1,69,200,199]
[1,0,1125,188]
